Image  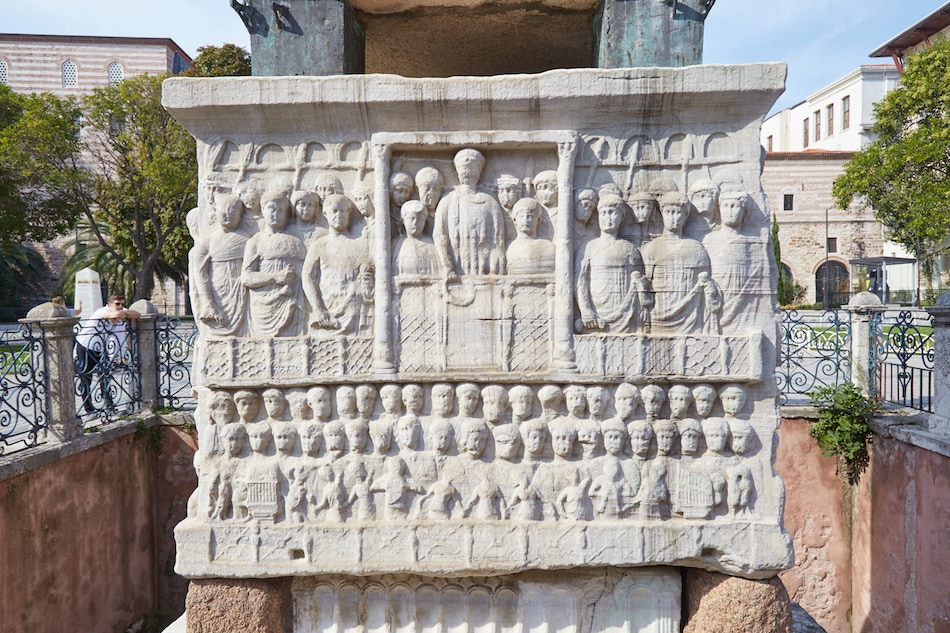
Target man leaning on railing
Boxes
[74,294,141,416]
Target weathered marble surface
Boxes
[165,65,791,581]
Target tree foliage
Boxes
[771,213,806,306]
[0,242,46,309]
[181,44,251,77]
[833,37,950,255]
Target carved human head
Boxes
[549,418,577,458]
[640,384,666,419]
[402,384,424,415]
[628,419,654,457]
[481,385,509,424]
[299,422,323,456]
[247,422,272,453]
[355,385,377,418]
[691,384,717,418]
[613,383,640,421]
[314,173,344,201]
[285,389,310,422]
[415,167,444,211]
[667,385,693,420]
[654,419,679,455]
[597,192,626,234]
[336,386,357,417]
[262,388,287,420]
[273,422,297,454]
[678,418,703,455]
[428,417,454,454]
[400,200,429,238]
[235,180,263,213]
[729,418,755,455]
[323,194,354,232]
[222,424,247,457]
[209,391,236,426]
[718,384,747,416]
[291,190,321,223]
[307,386,332,422]
[347,459,368,483]
[586,386,609,418]
[233,389,261,423]
[658,192,690,235]
[261,191,292,231]
[574,188,598,225]
[493,423,522,461]
[564,385,587,417]
[537,384,564,417]
[627,191,658,225]
[352,186,374,219]
[431,383,455,417]
[601,419,627,456]
[396,415,421,450]
[456,383,480,416]
[496,174,522,211]
[344,417,369,453]
[389,171,414,207]
[453,148,486,185]
[577,418,602,453]
[460,418,488,458]
[719,190,749,229]
[216,194,245,230]
[533,170,558,207]
[369,418,392,454]
[701,417,730,454]
[323,420,346,452]
[520,418,547,455]
[688,179,720,217]
[508,385,535,420]
[511,198,543,237]
[380,384,403,415]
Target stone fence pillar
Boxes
[925,292,950,435]
[22,303,82,443]
[843,291,886,399]
[131,299,160,412]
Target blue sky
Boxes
[2,0,945,113]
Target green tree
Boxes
[833,37,950,258]
[182,43,251,77]
[771,214,805,306]
[0,242,46,311]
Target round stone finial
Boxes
[847,291,884,308]
[129,299,159,315]
[25,302,70,320]
[936,291,950,308]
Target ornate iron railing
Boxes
[0,323,48,455]
[870,310,934,412]
[73,317,142,426]
[777,310,852,405]
[156,316,198,410]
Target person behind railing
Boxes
[52,295,82,317]
[74,294,140,416]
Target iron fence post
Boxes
[843,292,886,399]
[925,294,950,434]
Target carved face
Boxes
[263,391,286,419]
[603,429,625,455]
[564,388,587,417]
[660,201,688,234]
[614,390,637,421]
[574,193,596,224]
[430,425,453,453]
[510,390,534,419]
[248,425,271,453]
[693,389,716,417]
[352,189,374,218]
[598,200,624,233]
[462,425,488,457]
[630,425,653,456]
[681,430,701,455]
[655,424,677,455]
[370,423,392,454]
[294,195,320,223]
[402,386,423,414]
[668,390,692,419]
[356,388,376,417]
[431,386,454,416]
[457,386,479,416]
[337,388,357,416]
[397,419,420,449]
[577,421,602,449]
[234,393,261,422]
[286,394,309,421]
[494,429,521,461]
[307,388,331,421]
[720,196,747,228]
[402,207,427,238]
[534,179,557,207]
[417,180,443,211]
[274,424,296,453]
[719,387,747,415]
[513,203,540,236]
[586,388,608,417]
[454,150,484,186]
[690,188,718,216]
[223,427,246,456]
[345,423,368,453]
[551,427,576,457]
[481,390,508,423]
[524,427,545,454]
[497,183,521,210]
[380,387,402,415]
[630,199,656,224]
[262,198,289,231]
[238,186,261,212]
[324,425,345,452]
[209,393,235,425]
[390,173,414,206]
[218,198,243,230]
[732,429,751,455]
[705,426,728,453]
[300,424,322,455]
[325,198,352,232]
[315,176,343,201]
[642,390,664,418]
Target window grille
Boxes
[107,62,124,86]
[0,59,7,84]
[62,60,78,87]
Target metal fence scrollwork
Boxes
[156,316,198,410]
[73,317,141,426]
[777,310,852,405]
[871,310,934,412]
[0,323,48,455]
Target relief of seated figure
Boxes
[642,192,722,336]
[241,190,306,337]
[393,200,440,275]
[575,192,653,333]
[433,148,507,278]
[303,193,374,336]
[505,198,555,275]
[194,194,249,336]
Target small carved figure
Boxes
[465,476,508,520]
[336,386,359,423]
[234,389,262,424]
[496,174,523,212]
[394,200,440,275]
[433,148,507,278]
[241,191,306,337]
[556,470,593,521]
[576,192,652,333]
[642,192,722,335]
[727,416,756,515]
[205,390,238,454]
[346,460,376,521]
[397,384,424,452]
[247,422,273,455]
[286,467,310,523]
[589,460,628,519]
[194,194,249,336]
[373,384,402,452]
[312,464,348,522]
[290,190,323,244]
[351,187,375,227]
[422,476,462,520]
[574,188,598,228]
[578,386,608,459]
[506,198,555,275]
[415,166,444,213]
[625,190,660,246]
[303,194,374,336]
[235,180,263,216]
[373,457,425,520]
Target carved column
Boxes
[553,138,578,370]
[926,292,950,435]
[373,142,396,373]
[22,304,82,443]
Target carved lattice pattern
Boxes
[684,337,722,375]
[398,285,441,373]
[236,339,270,379]
[345,338,373,374]
[310,339,343,376]
[509,286,549,372]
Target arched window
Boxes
[107,62,124,86]
[0,59,8,85]
[62,60,78,88]
[815,261,849,309]
[780,263,794,281]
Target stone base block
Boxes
[186,578,292,633]
[683,569,792,633]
